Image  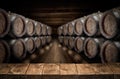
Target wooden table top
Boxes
[0,63,120,75]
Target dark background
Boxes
[0,0,120,34]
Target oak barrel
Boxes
[46,36,52,43]
[63,25,68,36]
[74,37,85,53]
[58,36,63,43]
[84,38,104,59]
[74,17,85,36]
[24,37,36,54]
[84,12,102,36]
[100,41,120,63]
[58,26,63,36]
[47,26,52,36]
[40,36,46,46]
[68,37,75,49]
[8,13,26,37]
[34,37,41,48]
[63,36,69,46]
[10,39,26,60]
[0,8,10,38]
[0,40,10,63]
[41,24,47,36]
[67,22,74,36]
[35,22,42,36]
[99,9,120,39]
[25,19,35,36]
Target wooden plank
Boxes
[28,17,76,21]
[108,63,120,79]
[91,64,113,75]
[42,64,59,75]
[8,64,29,74]
[76,64,113,75]
[26,64,44,75]
[42,21,69,24]
[76,64,114,79]
[0,64,15,74]
[26,12,82,18]
[20,7,87,13]
[76,64,97,75]
[108,63,120,74]
[60,64,77,75]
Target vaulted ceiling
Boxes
[0,0,120,34]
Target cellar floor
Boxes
[25,40,86,63]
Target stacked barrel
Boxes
[58,7,120,63]
[0,8,52,63]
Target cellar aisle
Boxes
[36,40,74,63]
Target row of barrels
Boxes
[0,36,52,63]
[58,7,120,40]
[0,8,52,38]
[58,36,120,63]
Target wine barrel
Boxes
[24,37,36,54]
[25,19,35,36]
[74,17,85,36]
[58,26,63,36]
[42,24,47,36]
[10,39,26,60]
[84,38,104,59]
[63,25,68,36]
[68,37,75,49]
[35,22,42,36]
[99,9,120,39]
[0,9,10,38]
[74,37,85,53]
[67,22,74,36]
[100,41,120,63]
[9,13,26,37]
[47,27,52,36]
[63,37,69,46]
[84,12,102,36]
[0,40,10,63]
[41,36,46,46]
[58,36,63,43]
[46,36,52,43]
[34,37,41,48]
